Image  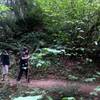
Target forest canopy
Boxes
[0,0,100,54]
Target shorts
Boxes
[2,65,9,75]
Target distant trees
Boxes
[0,0,43,50]
[0,0,100,54]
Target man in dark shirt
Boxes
[17,47,29,82]
[0,50,10,81]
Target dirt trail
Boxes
[0,79,99,97]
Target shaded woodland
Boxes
[0,0,100,100]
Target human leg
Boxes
[25,69,28,80]
[17,68,23,81]
[1,65,6,81]
[4,65,9,81]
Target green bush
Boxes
[30,48,65,68]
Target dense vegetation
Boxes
[0,0,100,100]
[0,0,100,50]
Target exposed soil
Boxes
[0,58,100,99]
[0,79,100,97]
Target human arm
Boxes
[0,54,3,65]
[22,55,30,60]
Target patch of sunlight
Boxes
[96,71,100,75]
[94,86,100,92]
[62,97,76,100]
[13,95,43,100]
[84,78,96,82]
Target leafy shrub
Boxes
[30,48,65,68]
[13,95,43,100]
[90,86,100,96]
[62,97,76,100]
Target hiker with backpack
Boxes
[0,49,10,81]
[17,47,30,83]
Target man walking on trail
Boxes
[17,47,30,83]
[0,49,10,81]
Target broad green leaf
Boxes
[90,92,98,96]
[62,97,76,100]
[94,86,100,92]
[13,95,43,100]
[0,4,10,11]
[84,78,96,82]
[96,72,100,76]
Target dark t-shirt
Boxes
[19,54,28,69]
[1,54,10,65]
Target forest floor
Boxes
[0,78,100,100]
[0,78,99,94]
[0,59,100,99]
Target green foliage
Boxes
[84,71,100,82]
[85,58,93,63]
[68,75,78,81]
[90,91,98,96]
[0,4,11,20]
[35,0,100,33]
[62,97,76,100]
[84,78,96,82]
[0,4,10,11]
[94,86,100,92]
[30,52,50,68]
[34,0,100,61]
[0,0,100,67]
[30,48,65,68]
[90,86,100,96]
[13,95,43,100]
[96,71,100,76]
